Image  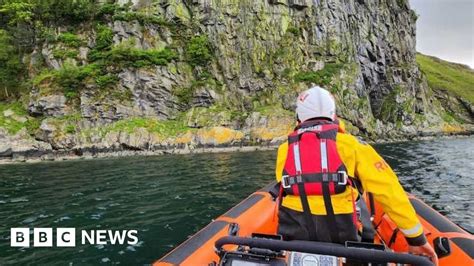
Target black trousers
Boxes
[277,206,358,244]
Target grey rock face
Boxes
[288,0,309,9]
[78,64,191,122]
[435,91,474,124]
[120,67,181,119]
[179,0,435,131]
[28,0,439,135]
[6,0,466,162]
[192,88,216,108]
[0,142,13,157]
[3,109,14,117]
[0,128,53,158]
[41,44,61,70]
[28,94,68,117]
[79,89,139,123]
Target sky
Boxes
[410,0,473,68]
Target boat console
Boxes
[216,234,433,266]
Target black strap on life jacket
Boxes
[321,175,340,243]
[282,172,348,195]
[298,182,318,241]
[283,172,347,184]
[388,228,400,248]
[358,197,376,243]
[368,192,376,217]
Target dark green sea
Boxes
[0,137,473,265]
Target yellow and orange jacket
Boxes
[275,121,425,243]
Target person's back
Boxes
[275,86,438,265]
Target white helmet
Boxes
[296,86,336,122]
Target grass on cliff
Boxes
[104,44,178,68]
[105,117,190,137]
[0,101,40,135]
[34,62,105,99]
[294,63,343,86]
[417,53,474,104]
[57,32,83,48]
[254,105,293,117]
[185,35,213,67]
[0,102,26,134]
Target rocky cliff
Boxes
[0,0,472,161]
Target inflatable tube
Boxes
[156,190,277,265]
[371,195,473,265]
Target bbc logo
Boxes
[11,228,138,247]
[11,228,76,247]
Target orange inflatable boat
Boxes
[154,183,473,266]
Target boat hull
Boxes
[155,183,473,265]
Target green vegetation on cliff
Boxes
[105,117,190,137]
[0,29,25,99]
[57,32,83,47]
[0,101,40,134]
[0,0,176,101]
[185,35,213,67]
[34,62,115,99]
[106,43,178,68]
[417,53,474,104]
[294,63,343,86]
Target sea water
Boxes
[0,137,472,265]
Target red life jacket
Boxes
[279,119,358,242]
[282,119,349,196]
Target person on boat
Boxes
[275,86,438,265]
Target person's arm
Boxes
[275,142,288,183]
[354,141,438,264]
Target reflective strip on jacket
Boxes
[275,124,424,240]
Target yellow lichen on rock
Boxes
[196,127,244,145]
[442,124,465,133]
[173,131,194,144]
[149,132,164,145]
[250,117,293,141]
